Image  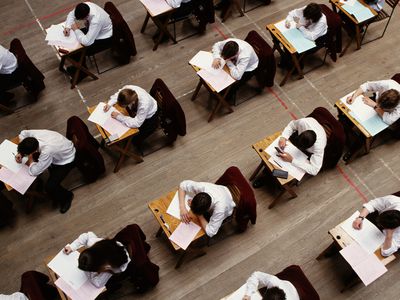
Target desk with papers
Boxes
[220,284,262,300]
[189,51,235,122]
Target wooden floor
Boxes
[1,0,400,299]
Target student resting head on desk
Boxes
[352,194,400,257]
[285,3,328,41]
[178,180,236,237]
[0,44,19,102]
[15,130,76,213]
[242,271,299,300]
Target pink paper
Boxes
[0,166,35,195]
[197,69,235,93]
[139,0,172,16]
[55,277,104,300]
[102,118,130,138]
[169,222,201,250]
[340,242,387,286]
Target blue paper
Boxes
[349,111,388,136]
[281,28,316,54]
[342,1,375,23]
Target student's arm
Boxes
[68,232,100,251]
[27,152,52,176]
[298,19,327,41]
[65,9,76,28]
[87,271,113,288]
[364,195,392,214]
[107,88,125,107]
[179,180,203,223]
[281,120,298,140]
[205,210,225,237]
[212,41,224,59]
[291,148,324,176]
[286,8,302,23]
[226,56,250,80]
[115,100,149,128]
[165,0,182,8]
[381,108,400,125]
[74,20,102,46]
[381,229,397,257]
[244,272,279,296]
[352,207,370,229]
[359,80,393,94]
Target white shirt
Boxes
[245,271,300,300]
[212,38,259,80]
[368,0,385,12]
[286,6,328,41]
[19,130,76,176]
[281,117,327,176]
[0,45,17,75]
[179,180,236,237]
[363,195,400,256]
[65,2,113,46]
[108,85,158,128]
[0,293,28,300]
[360,79,400,125]
[69,232,131,288]
[165,0,191,8]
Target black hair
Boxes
[75,3,90,20]
[296,130,317,150]
[190,192,212,215]
[303,3,323,23]
[17,137,39,156]
[262,287,286,300]
[377,210,400,229]
[221,41,239,60]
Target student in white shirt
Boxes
[15,130,76,213]
[104,85,159,148]
[0,44,19,101]
[352,195,400,257]
[243,271,300,300]
[178,180,236,237]
[365,0,385,12]
[64,232,131,288]
[285,3,328,41]
[0,293,28,300]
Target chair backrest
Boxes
[319,4,342,59]
[391,73,400,84]
[386,0,399,9]
[20,271,58,300]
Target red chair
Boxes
[20,271,59,300]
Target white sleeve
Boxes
[245,272,280,295]
[381,230,399,257]
[28,152,52,176]
[286,8,303,23]
[212,41,225,59]
[18,130,30,141]
[205,210,225,237]
[65,9,76,28]
[108,89,122,106]
[179,180,205,195]
[382,109,400,125]
[69,232,100,251]
[165,0,182,8]
[87,271,112,288]
[298,20,326,41]
[359,80,392,94]
[281,120,298,139]
[226,56,250,80]
[75,20,102,46]
[363,195,393,213]
[292,148,324,176]
[115,98,150,128]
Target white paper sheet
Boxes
[169,222,201,250]
[221,284,262,300]
[197,69,235,93]
[0,166,36,195]
[166,191,191,219]
[274,19,296,33]
[340,211,386,254]
[189,51,214,70]
[139,0,172,16]
[55,277,104,300]
[0,139,22,173]
[45,23,80,49]
[340,91,377,122]
[340,0,356,6]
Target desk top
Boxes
[139,0,174,17]
[330,0,377,24]
[87,105,139,146]
[266,22,297,55]
[148,189,205,251]
[335,100,372,138]
[45,257,69,300]
[252,131,295,186]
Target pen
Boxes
[273,159,282,168]
[160,215,171,234]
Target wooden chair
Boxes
[361,0,399,44]
[20,271,59,300]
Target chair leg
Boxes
[91,55,100,74]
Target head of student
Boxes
[17,137,39,156]
[117,89,139,108]
[74,3,90,20]
[261,287,286,300]
[78,239,128,273]
[303,3,323,23]
[190,192,212,216]
[377,89,400,112]
[295,130,317,151]
[377,210,400,230]
[221,41,239,60]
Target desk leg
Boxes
[175,250,187,269]
[156,226,163,237]
[249,161,264,181]
[341,273,360,293]
[365,137,372,154]
[355,24,361,50]
[141,13,150,33]
[175,246,206,269]
[269,183,297,209]
[317,241,339,260]
[112,137,144,173]
[191,80,203,101]
[280,53,304,86]
[233,0,244,17]
[152,14,177,51]
[208,88,233,123]
[59,56,66,72]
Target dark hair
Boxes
[262,287,286,300]
[117,89,138,107]
[78,239,128,272]
[221,41,239,60]
[17,137,39,156]
[296,130,317,150]
[190,192,212,215]
[377,210,400,229]
[303,3,322,23]
[377,89,400,111]
[75,3,90,20]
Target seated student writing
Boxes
[104,85,159,148]
[0,44,19,102]
[242,271,299,300]
[178,180,236,237]
[15,130,76,213]
[285,3,327,41]
[352,194,400,256]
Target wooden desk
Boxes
[330,0,377,56]
[250,131,298,208]
[148,189,206,268]
[140,2,176,51]
[189,56,235,122]
[87,105,143,173]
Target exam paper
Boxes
[139,0,172,16]
[55,278,104,300]
[0,165,35,195]
[274,20,316,53]
[222,284,262,300]
[166,191,191,219]
[45,23,80,49]
[169,222,201,250]
[0,139,22,173]
[197,69,235,93]
[342,1,375,23]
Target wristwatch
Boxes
[373,105,378,110]
[357,216,365,220]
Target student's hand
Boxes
[278,137,287,149]
[242,296,251,300]
[346,94,355,104]
[278,152,293,162]
[15,153,23,163]
[212,58,221,69]
[111,111,120,119]
[180,207,191,224]
[63,27,71,37]
[63,245,73,254]
[285,20,291,28]
[362,96,376,108]
[103,104,111,112]
[71,23,79,31]
[352,218,363,230]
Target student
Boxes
[285,3,328,41]
[15,130,76,213]
[352,194,400,256]
[104,85,159,147]
[0,292,28,299]
[365,0,385,12]
[0,44,19,102]
[242,271,300,300]
[178,180,236,237]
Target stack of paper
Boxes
[139,0,172,16]
[166,191,191,219]
[221,284,262,300]
[274,20,316,53]
[342,1,375,22]
[45,23,80,49]
[169,222,201,250]
[88,102,130,139]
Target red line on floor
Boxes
[267,87,297,120]
[212,23,228,40]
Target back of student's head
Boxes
[377,210,400,229]
[296,130,317,150]
[78,239,128,272]
[191,192,212,215]
[18,137,39,156]
[377,89,400,111]
[75,3,90,20]
[262,287,286,300]
[221,41,239,60]
[303,3,322,23]
[117,89,138,107]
